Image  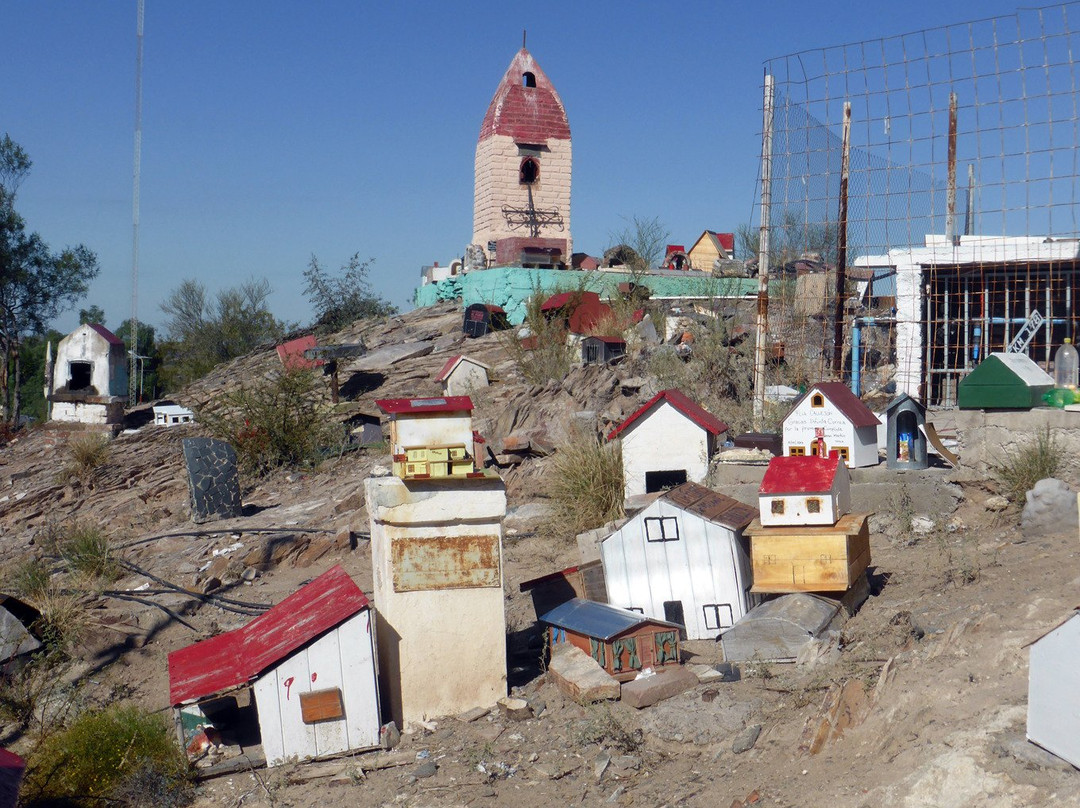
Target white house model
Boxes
[49,323,128,427]
[168,566,381,767]
[434,355,491,397]
[781,382,881,468]
[601,481,758,639]
[608,389,729,499]
[758,453,851,527]
[153,404,195,426]
[1027,609,1080,769]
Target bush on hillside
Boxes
[546,432,624,536]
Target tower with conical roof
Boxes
[472,47,572,269]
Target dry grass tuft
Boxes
[56,433,111,485]
[546,432,624,537]
[991,426,1064,506]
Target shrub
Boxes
[57,433,110,484]
[547,433,624,536]
[992,427,1064,505]
[10,556,51,601]
[58,521,120,582]
[21,705,192,807]
[199,366,339,475]
[501,290,575,386]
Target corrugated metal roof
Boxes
[375,396,474,415]
[608,389,729,440]
[785,382,880,429]
[759,455,842,495]
[661,481,757,530]
[168,565,369,705]
[540,598,681,640]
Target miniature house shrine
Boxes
[758,454,851,528]
[781,382,880,468]
[608,389,729,499]
[601,482,757,639]
[49,323,128,428]
[434,355,491,398]
[167,566,380,767]
[376,396,485,480]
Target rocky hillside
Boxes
[1,301,1079,807]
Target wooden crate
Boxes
[746,513,870,593]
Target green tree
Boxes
[116,319,160,402]
[0,136,99,425]
[303,253,397,333]
[78,304,106,325]
[159,277,284,389]
[608,215,671,274]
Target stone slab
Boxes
[547,643,620,703]
[620,666,699,709]
[349,341,433,371]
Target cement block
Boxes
[620,666,699,709]
[547,643,620,702]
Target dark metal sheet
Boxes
[391,535,501,592]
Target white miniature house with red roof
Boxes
[167,566,380,767]
[376,396,484,480]
[434,355,490,398]
[601,482,758,639]
[49,323,129,427]
[608,389,729,499]
[758,454,851,528]
[781,382,881,468]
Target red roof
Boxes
[87,323,124,346]
[785,382,880,429]
[375,396,474,415]
[479,48,571,144]
[168,566,369,705]
[435,355,462,382]
[713,232,735,253]
[541,291,599,311]
[608,389,728,440]
[276,335,322,370]
[665,245,687,255]
[759,454,842,495]
[540,291,613,335]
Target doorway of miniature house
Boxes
[67,361,93,391]
[178,690,261,756]
[645,469,687,493]
[663,600,687,639]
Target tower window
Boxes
[519,157,539,185]
[522,71,536,87]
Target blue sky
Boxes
[3,0,1035,335]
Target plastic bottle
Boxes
[1054,337,1079,389]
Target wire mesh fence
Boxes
[755,2,1080,406]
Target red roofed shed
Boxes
[758,453,851,527]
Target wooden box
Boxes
[746,513,871,593]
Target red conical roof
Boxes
[478,48,570,144]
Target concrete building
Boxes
[49,323,128,428]
[472,47,572,269]
[608,389,729,499]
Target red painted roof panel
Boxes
[435,355,462,382]
[168,565,369,705]
[759,454,842,495]
[608,389,728,440]
[375,396,474,415]
[276,335,321,370]
[479,49,570,143]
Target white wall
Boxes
[391,413,473,451]
[444,362,489,397]
[254,609,380,767]
[1028,613,1080,768]
[55,326,113,396]
[620,402,712,499]
[601,498,752,640]
[783,399,878,468]
[366,475,507,728]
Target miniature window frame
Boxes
[834,446,850,462]
[644,516,680,542]
[810,393,825,408]
[703,603,734,631]
[806,497,822,514]
[770,499,785,515]
[788,446,806,456]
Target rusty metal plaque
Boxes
[391,535,501,592]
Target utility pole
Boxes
[129,0,144,405]
[753,73,775,430]
[830,102,851,376]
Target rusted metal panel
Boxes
[391,535,501,591]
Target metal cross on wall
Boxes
[501,186,564,238]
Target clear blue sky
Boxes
[3,0,1032,335]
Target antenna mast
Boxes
[129,0,144,405]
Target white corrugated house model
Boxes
[601,482,758,639]
[607,389,729,500]
[1027,609,1080,768]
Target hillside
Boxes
[2,301,1079,807]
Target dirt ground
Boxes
[3,303,1080,806]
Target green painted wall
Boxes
[413,268,760,325]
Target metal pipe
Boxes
[849,317,895,396]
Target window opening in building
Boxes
[67,361,93,391]
[522,71,536,87]
[645,469,687,492]
[788,446,806,456]
[519,157,539,185]
[811,393,825,407]
[771,499,785,515]
[806,498,822,514]
[645,516,680,542]
[703,603,734,630]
